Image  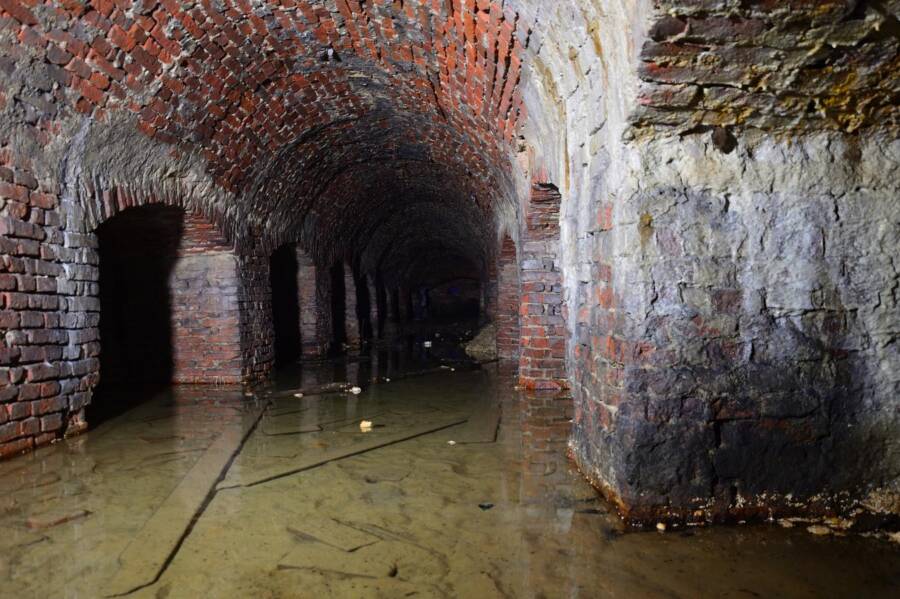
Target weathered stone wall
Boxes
[572,132,900,523]
[519,0,900,522]
[634,0,900,136]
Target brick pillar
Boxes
[389,288,399,322]
[344,262,360,348]
[315,261,333,355]
[366,274,379,341]
[297,249,327,357]
[496,235,520,360]
[237,249,275,382]
[518,184,568,391]
[483,255,498,324]
[397,287,410,323]
[170,214,245,384]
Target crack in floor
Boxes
[108,404,469,596]
[106,400,271,597]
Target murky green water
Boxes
[1,343,898,598]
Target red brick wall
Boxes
[0,149,95,458]
[496,235,520,360]
[518,184,568,390]
[174,216,244,382]
[482,257,498,323]
[0,143,276,457]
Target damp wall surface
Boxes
[517,0,900,520]
[567,132,900,521]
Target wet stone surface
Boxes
[1,346,898,598]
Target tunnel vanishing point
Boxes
[0,0,898,527]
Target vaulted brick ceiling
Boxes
[2,0,896,282]
[1,0,529,277]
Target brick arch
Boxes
[0,0,531,252]
[80,184,225,240]
[94,203,247,385]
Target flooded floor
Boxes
[1,341,898,598]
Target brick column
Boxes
[236,249,275,382]
[396,287,410,323]
[169,215,245,383]
[496,235,520,360]
[482,257,498,325]
[314,261,333,355]
[366,273,379,341]
[518,184,567,391]
[297,248,327,357]
[344,263,360,348]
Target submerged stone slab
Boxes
[105,404,266,597]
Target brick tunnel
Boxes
[1,1,899,596]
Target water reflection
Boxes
[0,342,897,598]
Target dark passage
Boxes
[97,205,183,385]
[92,205,183,422]
[270,244,301,365]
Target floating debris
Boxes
[656,522,667,533]
[479,503,494,511]
[293,393,304,398]
[359,420,373,432]
[807,525,832,536]
[447,440,457,446]
[350,386,362,395]
[423,341,433,348]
